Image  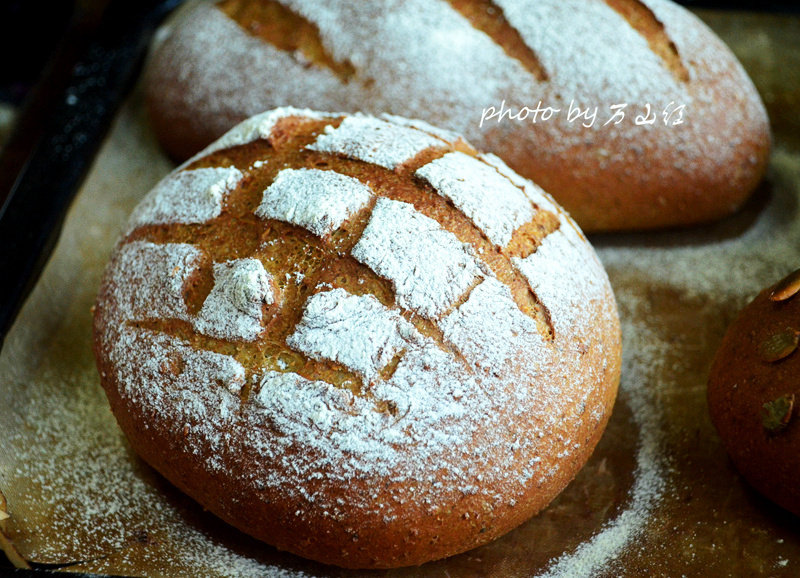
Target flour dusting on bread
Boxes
[93,109,621,568]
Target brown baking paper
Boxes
[2,10,800,577]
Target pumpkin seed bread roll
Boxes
[93,109,621,568]
[708,269,800,518]
[143,0,770,232]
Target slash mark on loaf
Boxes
[603,0,689,82]
[446,0,549,82]
[219,0,356,81]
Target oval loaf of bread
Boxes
[93,109,621,568]
[144,0,770,232]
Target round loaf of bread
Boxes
[708,270,800,517]
[143,0,770,232]
[93,108,621,568]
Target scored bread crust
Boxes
[143,0,770,232]
[93,109,621,569]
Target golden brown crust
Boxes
[93,109,620,568]
[143,0,770,232]
[708,270,800,517]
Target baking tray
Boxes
[1,7,799,577]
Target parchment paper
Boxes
[1,9,799,577]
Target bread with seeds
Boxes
[143,0,770,231]
[708,269,800,517]
[93,109,621,568]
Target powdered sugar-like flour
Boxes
[307,115,445,170]
[416,151,535,248]
[127,166,244,232]
[195,258,275,342]
[256,168,373,237]
[351,197,484,319]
